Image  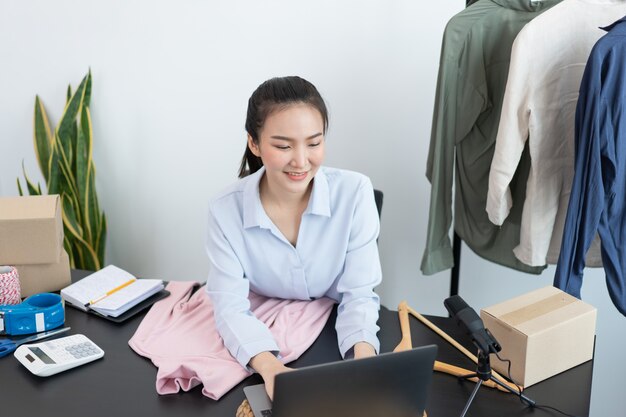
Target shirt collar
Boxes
[601,16,626,32]
[242,166,331,229]
[243,167,270,229]
[305,168,331,217]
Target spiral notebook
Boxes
[61,265,165,318]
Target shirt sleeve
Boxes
[486,32,532,225]
[334,178,383,358]
[554,51,610,298]
[421,27,487,275]
[205,204,280,370]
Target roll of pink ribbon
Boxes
[0,266,21,305]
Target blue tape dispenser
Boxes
[0,293,65,336]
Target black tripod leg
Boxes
[489,376,536,407]
[460,379,483,417]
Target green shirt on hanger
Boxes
[421,0,560,275]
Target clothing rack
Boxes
[450,233,461,296]
[446,0,474,299]
[445,0,490,297]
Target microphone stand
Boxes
[457,350,535,417]
[443,295,537,417]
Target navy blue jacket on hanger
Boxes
[555,16,626,316]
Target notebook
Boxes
[244,344,438,417]
[61,265,165,318]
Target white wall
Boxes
[0,1,622,416]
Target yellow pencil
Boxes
[84,279,136,308]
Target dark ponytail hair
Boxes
[238,76,329,178]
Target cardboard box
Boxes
[480,286,596,387]
[14,249,71,297]
[0,195,63,265]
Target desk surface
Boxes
[0,271,592,417]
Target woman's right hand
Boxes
[249,351,293,400]
[260,362,292,400]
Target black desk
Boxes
[0,271,592,417]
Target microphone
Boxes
[444,295,500,354]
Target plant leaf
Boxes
[55,135,79,199]
[56,74,88,162]
[69,121,77,176]
[21,160,42,196]
[61,193,83,237]
[61,194,100,270]
[47,140,62,194]
[84,69,92,108]
[68,234,84,270]
[96,213,107,267]
[33,96,53,183]
[70,234,98,270]
[27,182,40,196]
[87,166,101,247]
[16,178,24,196]
[66,85,72,105]
[63,237,76,269]
[68,184,84,229]
[76,106,92,240]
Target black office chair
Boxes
[374,189,383,219]
[373,189,383,243]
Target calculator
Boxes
[14,334,104,377]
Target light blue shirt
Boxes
[205,166,382,368]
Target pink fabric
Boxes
[128,281,335,400]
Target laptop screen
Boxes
[268,345,437,417]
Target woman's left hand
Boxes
[353,342,376,359]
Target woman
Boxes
[206,76,382,398]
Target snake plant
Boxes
[17,70,106,271]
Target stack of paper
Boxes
[61,265,164,317]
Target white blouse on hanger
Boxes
[486,0,626,267]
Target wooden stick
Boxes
[393,301,413,352]
[403,303,522,393]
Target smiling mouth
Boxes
[285,171,309,179]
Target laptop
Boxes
[244,344,437,417]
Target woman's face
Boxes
[248,103,325,197]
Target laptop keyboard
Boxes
[261,410,273,416]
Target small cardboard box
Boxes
[0,195,63,265]
[480,286,596,387]
[14,249,71,297]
